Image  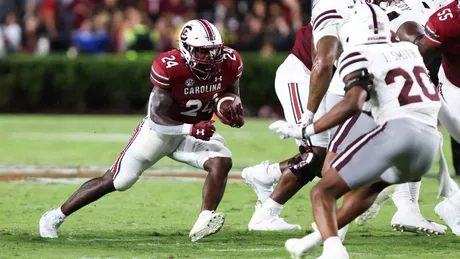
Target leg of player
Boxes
[434,79,460,236]
[39,171,116,238]
[241,154,298,204]
[39,119,176,238]
[247,146,325,231]
[188,157,231,242]
[171,133,233,242]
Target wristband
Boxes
[303,124,316,138]
[182,124,193,135]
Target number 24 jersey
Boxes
[150,47,243,124]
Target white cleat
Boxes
[317,245,349,259]
[391,210,446,236]
[189,211,225,242]
[311,222,349,243]
[285,232,322,259]
[241,161,274,202]
[39,208,65,238]
[248,203,301,231]
[435,199,460,236]
[355,185,395,226]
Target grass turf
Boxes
[1,115,460,258]
[1,179,460,258]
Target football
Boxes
[213,92,241,118]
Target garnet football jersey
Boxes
[150,47,243,124]
[424,1,460,87]
[291,25,313,70]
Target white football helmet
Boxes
[339,3,391,50]
[178,19,224,81]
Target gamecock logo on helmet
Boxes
[180,25,192,41]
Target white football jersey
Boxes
[384,0,436,30]
[328,0,437,97]
[312,0,366,96]
[311,0,365,49]
[338,42,441,127]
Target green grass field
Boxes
[1,115,460,259]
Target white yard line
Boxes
[6,131,264,142]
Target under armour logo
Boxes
[196,129,205,136]
[214,76,223,82]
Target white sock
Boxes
[262,198,283,216]
[199,210,213,218]
[392,183,417,212]
[448,190,460,205]
[57,207,66,219]
[408,181,421,210]
[301,230,323,246]
[267,163,282,182]
[323,236,342,250]
[445,177,460,198]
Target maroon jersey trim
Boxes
[424,25,441,47]
[150,67,170,87]
[339,58,368,75]
[313,10,342,30]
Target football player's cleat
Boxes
[285,232,322,259]
[248,202,301,231]
[189,211,225,242]
[39,208,65,238]
[391,210,446,236]
[355,185,395,225]
[435,198,460,236]
[241,161,275,202]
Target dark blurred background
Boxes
[0,0,311,57]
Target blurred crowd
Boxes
[0,0,310,57]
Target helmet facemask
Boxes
[183,43,223,81]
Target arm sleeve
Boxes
[234,50,243,79]
[150,57,171,88]
[311,0,344,48]
[389,10,425,32]
[338,49,369,83]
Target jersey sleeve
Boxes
[311,0,344,48]
[338,49,370,83]
[234,50,243,79]
[224,47,243,80]
[423,16,442,48]
[388,9,424,33]
[150,56,171,89]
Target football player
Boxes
[418,0,460,235]
[240,24,327,231]
[39,19,244,242]
[353,0,460,236]
[276,4,442,257]
[241,0,363,235]
[337,0,449,233]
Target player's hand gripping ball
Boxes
[213,93,245,128]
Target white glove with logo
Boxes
[269,110,316,140]
[298,110,314,127]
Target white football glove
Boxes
[298,110,314,127]
[269,120,304,139]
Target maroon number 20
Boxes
[385,66,440,106]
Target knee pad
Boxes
[288,150,324,186]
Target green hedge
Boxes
[0,53,287,113]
